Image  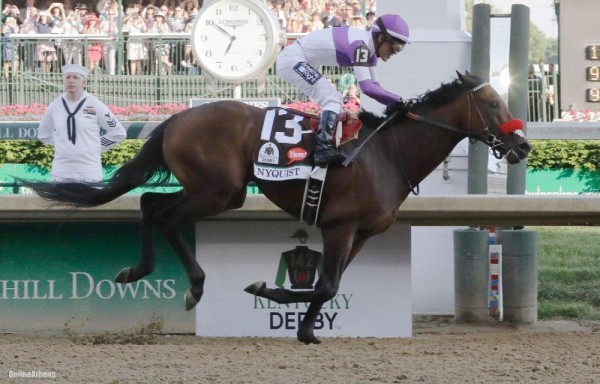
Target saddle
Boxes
[284,108,363,145]
[254,107,363,226]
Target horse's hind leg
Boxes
[115,192,181,284]
[154,192,239,311]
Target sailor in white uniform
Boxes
[38,64,126,182]
[276,14,410,166]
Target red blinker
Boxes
[499,119,523,135]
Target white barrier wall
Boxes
[195,221,412,338]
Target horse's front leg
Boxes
[115,192,170,284]
[245,225,358,344]
[297,236,367,344]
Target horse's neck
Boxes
[382,112,465,196]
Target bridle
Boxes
[406,82,523,159]
[395,82,524,194]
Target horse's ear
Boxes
[457,70,477,87]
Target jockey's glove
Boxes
[385,98,405,115]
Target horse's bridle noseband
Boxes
[466,83,505,159]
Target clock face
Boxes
[191,0,280,83]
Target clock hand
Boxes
[212,23,233,38]
[224,35,237,56]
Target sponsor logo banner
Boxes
[195,221,412,338]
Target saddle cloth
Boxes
[253,107,362,181]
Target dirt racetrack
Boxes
[1,317,598,384]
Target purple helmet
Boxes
[371,14,410,44]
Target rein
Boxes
[406,82,517,160]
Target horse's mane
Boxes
[359,74,485,129]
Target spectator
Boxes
[73,1,88,26]
[100,9,118,74]
[322,2,342,28]
[18,0,37,25]
[182,0,197,17]
[527,64,542,122]
[2,2,21,20]
[37,64,126,182]
[181,10,198,74]
[123,6,148,75]
[48,2,66,26]
[338,3,353,26]
[305,10,324,32]
[545,63,560,120]
[142,5,158,29]
[48,3,66,63]
[364,11,375,31]
[350,14,366,29]
[288,8,306,33]
[62,0,75,16]
[83,14,102,74]
[62,8,83,64]
[342,83,360,110]
[149,11,172,75]
[1,16,20,78]
[349,0,362,16]
[272,1,288,30]
[167,5,186,32]
[35,11,57,73]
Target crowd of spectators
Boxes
[1,0,376,100]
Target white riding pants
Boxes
[276,42,343,114]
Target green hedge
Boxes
[0,140,145,169]
[2,139,600,171]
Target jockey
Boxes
[276,14,410,166]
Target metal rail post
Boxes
[468,3,491,195]
[507,4,530,195]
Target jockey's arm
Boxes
[353,65,401,105]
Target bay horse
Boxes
[22,71,531,344]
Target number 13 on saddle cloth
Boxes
[254,107,362,181]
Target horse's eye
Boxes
[490,101,500,109]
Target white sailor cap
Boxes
[62,64,90,78]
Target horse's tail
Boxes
[21,116,174,207]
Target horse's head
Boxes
[457,71,532,164]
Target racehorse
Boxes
[22,71,531,344]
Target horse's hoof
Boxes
[185,290,199,311]
[244,281,266,295]
[114,267,131,284]
[297,330,321,345]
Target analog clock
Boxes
[190,0,286,83]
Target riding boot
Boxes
[314,110,346,166]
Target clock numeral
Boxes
[230,4,238,11]
[215,8,223,15]
[205,19,214,26]
[246,61,253,68]
[256,49,263,56]
[216,61,223,68]
[256,19,264,25]
[205,50,213,57]
[200,35,207,42]
[260,34,267,41]
[231,65,239,72]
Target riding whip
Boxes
[342,110,400,167]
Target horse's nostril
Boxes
[520,142,532,152]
